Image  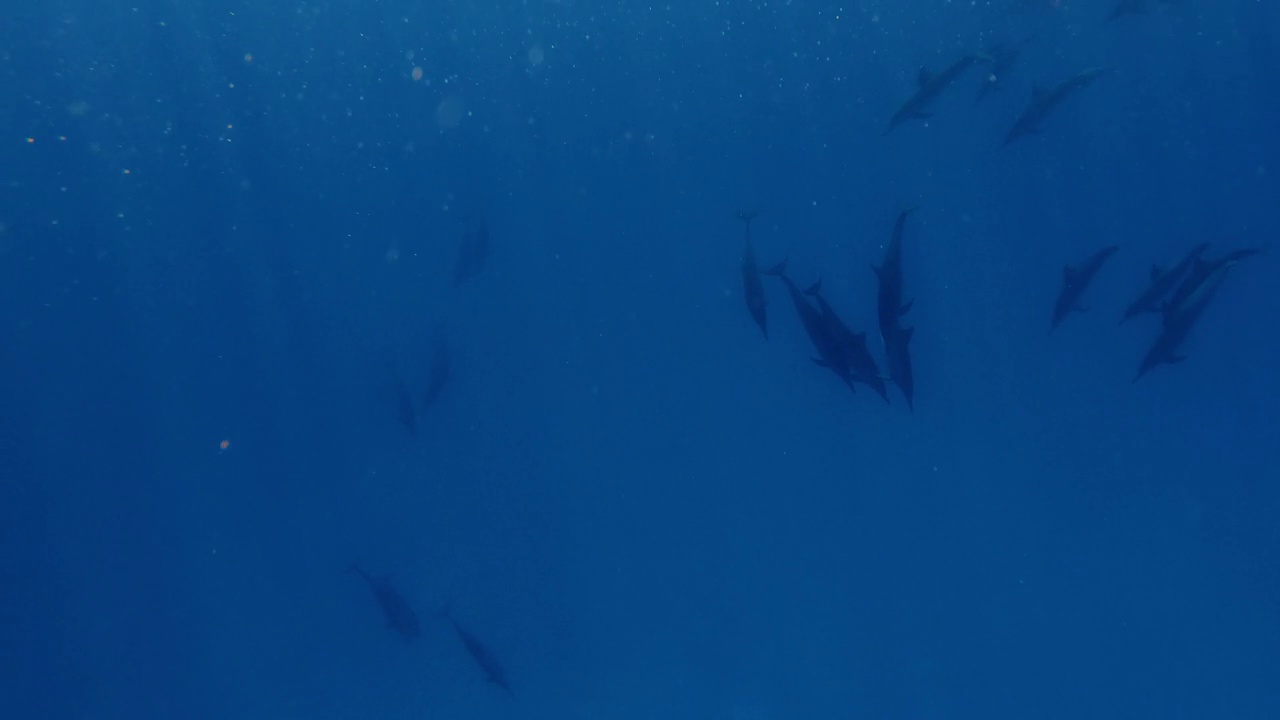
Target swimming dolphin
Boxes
[805,280,891,403]
[1004,67,1108,146]
[449,617,515,698]
[349,564,421,640]
[1051,245,1118,333]
[1118,242,1208,324]
[739,211,769,340]
[873,209,916,409]
[766,262,858,393]
[889,54,989,132]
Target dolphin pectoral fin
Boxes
[871,263,881,279]
[900,299,914,315]
[914,111,933,120]
[1169,354,1188,364]
[805,278,823,296]
[1150,264,1164,280]
[812,357,829,368]
[764,260,787,277]
[918,67,934,87]
[1074,304,1089,313]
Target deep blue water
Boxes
[3,1,1280,717]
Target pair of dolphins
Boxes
[741,211,915,409]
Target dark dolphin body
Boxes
[387,362,417,436]
[349,564,421,640]
[422,339,451,410]
[1051,245,1119,332]
[976,37,1033,104]
[889,54,988,132]
[805,281,890,403]
[766,262,858,393]
[450,617,515,698]
[1004,67,1107,146]
[1133,255,1238,381]
[739,211,769,340]
[453,220,490,286]
[1119,242,1208,324]
[874,209,916,409]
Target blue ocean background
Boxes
[3,1,1279,717]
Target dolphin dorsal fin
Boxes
[917,67,933,87]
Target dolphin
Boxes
[1004,67,1108,146]
[449,617,516,698]
[349,564,421,640]
[1133,255,1238,382]
[1118,243,1208,324]
[976,36,1034,104]
[805,280,891,403]
[873,209,917,409]
[1051,245,1118,333]
[765,262,858,393]
[739,211,769,340]
[888,54,989,132]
